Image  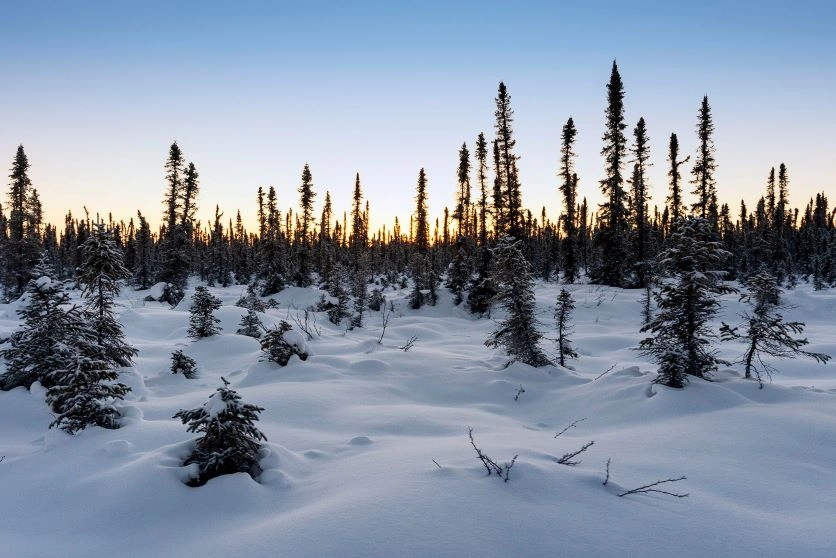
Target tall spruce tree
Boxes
[691,96,718,228]
[630,117,652,287]
[158,142,190,302]
[475,133,490,246]
[454,143,472,236]
[666,133,689,227]
[494,83,522,238]
[296,163,316,286]
[559,117,579,283]
[4,145,42,298]
[591,61,631,287]
[639,217,736,387]
[78,223,138,368]
[410,168,433,309]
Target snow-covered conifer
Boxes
[170,349,198,378]
[555,288,578,367]
[45,346,130,434]
[237,309,263,339]
[260,320,308,366]
[174,377,267,486]
[485,236,551,367]
[0,258,81,390]
[78,222,137,367]
[188,286,222,339]
[720,270,830,387]
[639,217,736,387]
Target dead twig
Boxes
[556,440,595,466]
[554,418,586,438]
[618,476,688,498]
[594,363,618,381]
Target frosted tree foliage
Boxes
[485,236,551,367]
[174,377,267,486]
[639,217,736,387]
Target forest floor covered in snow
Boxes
[1,278,834,557]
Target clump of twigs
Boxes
[468,427,518,482]
[553,418,593,466]
[399,335,418,352]
[513,384,525,401]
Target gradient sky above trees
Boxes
[0,0,833,232]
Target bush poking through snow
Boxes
[188,286,222,339]
[237,309,263,339]
[260,321,308,366]
[170,350,198,379]
[174,377,267,487]
[467,427,518,482]
[720,270,831,388]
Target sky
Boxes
[0,0,834,233]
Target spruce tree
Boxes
[446,235,472,306]
[133,211,154,289]
[237,309,263,339]
[77,223,138,368]
[174,377,267,486]
[260,321,308,365]
[691,96,718,227]
[170,349,198,378]
[295,163,316,287]
[494,83,523,239]
[666,133,689,227]
[720,270,830,387]
[555,288,578,367]
[4,145,42,298]
[454,142,472,236]
[485,236,551,367]
[559,117,579,283]
[45,344,130,434]
[629,117,652,287]
[591,61,631,287]
[410,168,432,309]
[188,286,222,339]
[0,258,83,390]
[158,142,190,302]
[639,217,736,387]
[475,132,490,246]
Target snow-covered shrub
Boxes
[173,377,267,486]
[237,309,263,339]
[260,320,308,366]
[368,288,386,311]
[188,286,222,339]
[235,284,267,313]
[170,350,198,379]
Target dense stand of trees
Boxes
[0,62,832,383]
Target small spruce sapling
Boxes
[174,377,267,486]
[237,309,263,339]
[45,349,131,434]
[188,286,222,339]
[171,350,198,378]
[555,289,578,367]
[720,270,831,387]
[260,320,308,366]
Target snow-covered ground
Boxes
[1,279,834,558]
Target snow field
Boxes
[0,280,834,557]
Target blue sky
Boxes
[1,0,834,231]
